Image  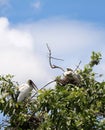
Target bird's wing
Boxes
[64,71,72,76]
[17,84,33,102]
[18,84,29,91]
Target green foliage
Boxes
[0,52,105,130]
[0,75,40,129]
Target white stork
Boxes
[63,68,81,85]
[17,79,38,102]
[64,68,74,76]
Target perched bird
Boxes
[17,79,38,102]
[64,68,74,76]
[61,68,81,86]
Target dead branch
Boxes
[40,80,56,90]
[46,44,65,72]
[51,56,64,61]
[74,61,81,72]
[31,80,56,99]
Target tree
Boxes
[0,51,105,130]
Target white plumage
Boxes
[64,68,73,76]
[17,80,37,102]
[63,68,81,85]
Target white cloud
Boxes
[0,17,105,88]
[18,18,105,78]
[21,19,105,61]
[0,17,50,87]
[32,0,41,9]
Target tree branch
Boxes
[31,80,56,99]
[46,44,65,72]
[74,61,81,72]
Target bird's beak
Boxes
[32,82,38,91]
[28,79,38,91]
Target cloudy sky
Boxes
[0,0,105,86]
[0,0,105,124]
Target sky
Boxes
[0,0,105,84]
[0,0,104,84]
[0,0,105,126]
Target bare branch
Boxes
[51,56,64,61]
[74,61,81,72]
[31,80,56,99]
[46,43,65,72]
[40,80,56,90]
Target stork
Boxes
[17,79,38,102]
[64,68,74,76]
[63,68,81,85]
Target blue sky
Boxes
[0,0,104,85]
[0,0,105,126]
[0,0,105,24]
[0,0,104,84]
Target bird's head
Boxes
[66,68,73,71]
[27,79,38,91]
[64,68,73,76]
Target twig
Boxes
[31,80,56,99]
[51,56,64,61]
[46,43,65,72]
[40,80,56,90]
[74,61,81,72]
